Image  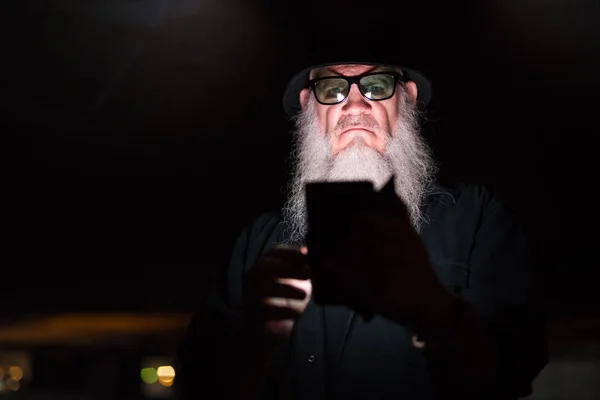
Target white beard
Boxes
[282,88,438,245]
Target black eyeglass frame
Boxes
[308,71,405,105]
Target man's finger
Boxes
[262,296,306,310]
[260,282,308,300]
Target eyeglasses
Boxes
[308,71,404,105]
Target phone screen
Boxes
[305,181,376,305]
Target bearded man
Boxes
[176,54,547,400]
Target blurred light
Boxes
[8,366,23,381]
[158,378,174,387]
[141,367,158,384]
[0,366,4,379]
[156,365,175,378]
[156,365,175,386]
[6,378,19,391]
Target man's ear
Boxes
[299,88,310,109]
[404,81,418,104]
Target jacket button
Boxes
[307,354,316,363]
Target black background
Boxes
[2,0,599,314]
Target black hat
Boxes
[280,16,434,119]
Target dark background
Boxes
[1,1,599,399]
[2,0,599,317]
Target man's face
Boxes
[299,64,419,156]
[283,63,436,244]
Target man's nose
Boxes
[342,83,371,114]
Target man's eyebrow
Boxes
[310,68,331,79]
[367,66,388,73]
[310,66,399,79]
[367,66,404,75]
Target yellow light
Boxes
[158,377,174,387]
[140,367,158,384]
[156,365,175,379]
[8,366,23,381]
[157,365,175,386]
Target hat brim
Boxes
[282,61,433,119]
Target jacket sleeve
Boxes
[175,212,282,400]
[464,190,548,398]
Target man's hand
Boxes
[246,245,312,341]
[318,202,453,330]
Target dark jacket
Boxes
[178,182,548,400]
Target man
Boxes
[177,48,548,399]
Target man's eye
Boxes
[366,85,385,94]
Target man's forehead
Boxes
[310,64,401,78]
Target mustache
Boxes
[333,114,381,134]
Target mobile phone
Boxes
[305,176,402,311]
[305,178,399,306]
